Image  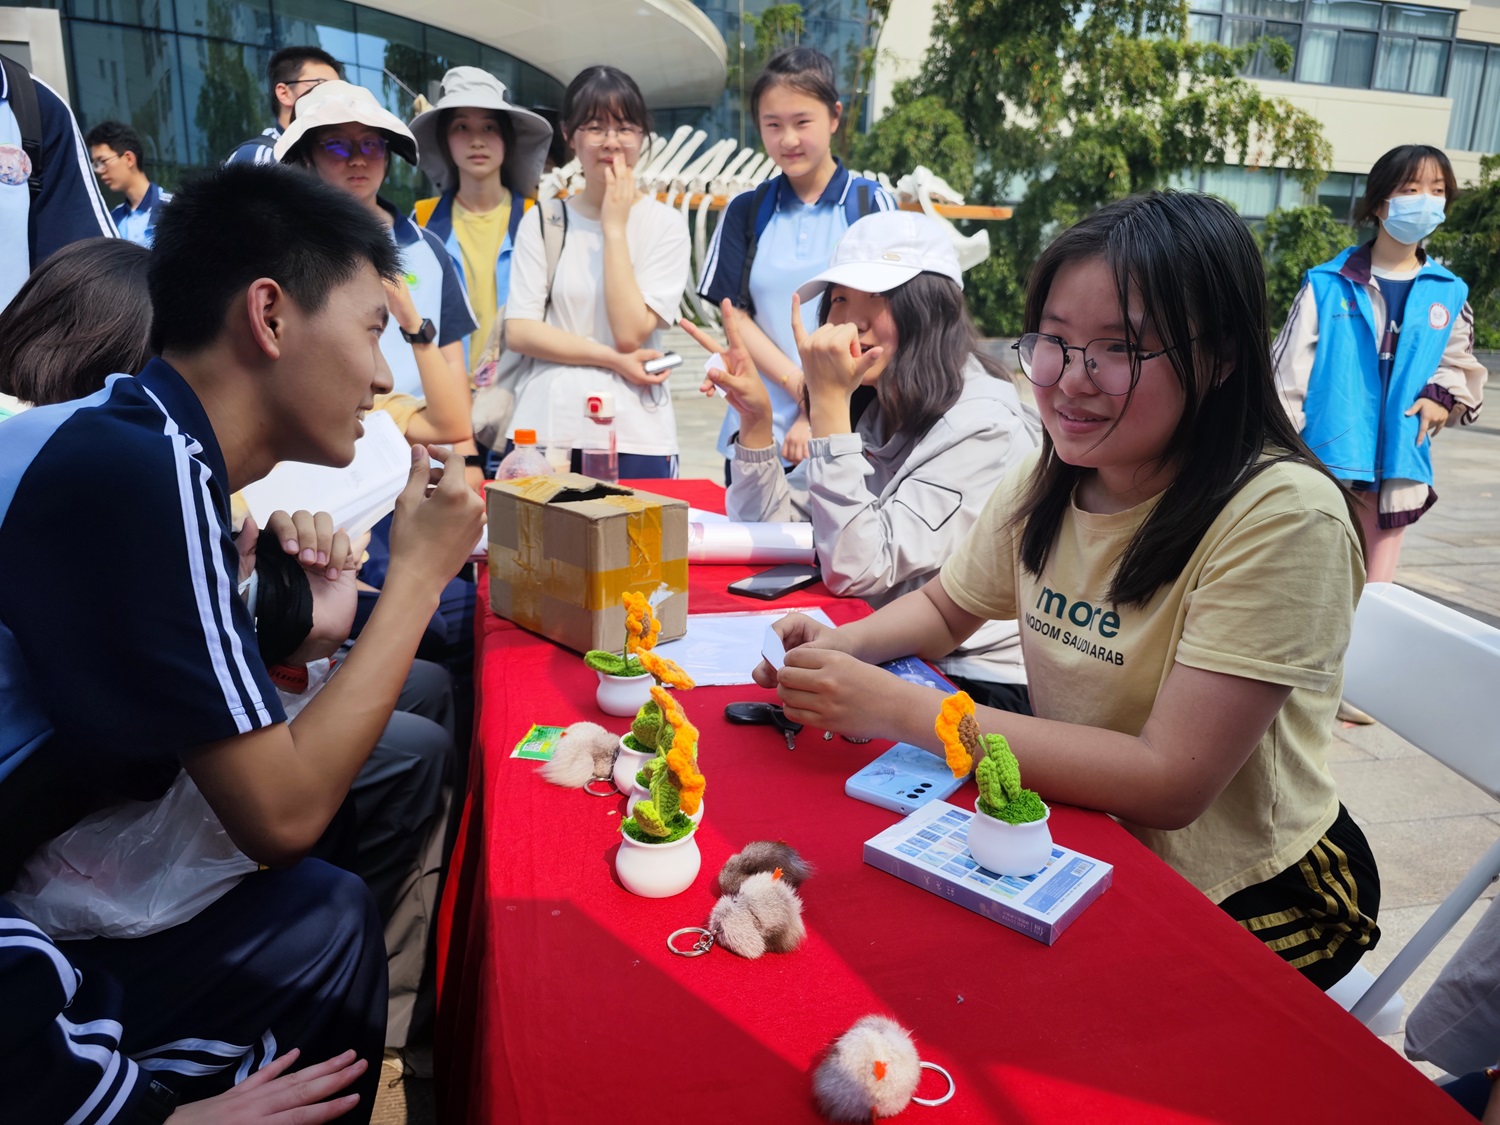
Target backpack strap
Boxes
[736,179,778,312]
[1,55,43,204]
[845,179,876,226]
[538,198,568,317]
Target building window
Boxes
[1177,164,1367,224]
[1188,0,1457,96]
[1448,41,1500,153]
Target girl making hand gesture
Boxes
[503,66,690,477]
[756,192,1382,990]
[684,211,1038,707]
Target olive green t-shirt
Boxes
[940,453,1364,901]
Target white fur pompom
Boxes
[812,1015,921,1121]
[707,870,805,959]
[539,722,618,788]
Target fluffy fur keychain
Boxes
[717,840,813,894]
[707,870,806,959]
[538,722,618,788]
[812,1016,930,1121]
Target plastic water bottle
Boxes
[580,392,619,483]
[494,428,553,480]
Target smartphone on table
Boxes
[726,563,821,601]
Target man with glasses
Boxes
[225,45,343,167]
[86,120,172,247]
[0,52,115,313]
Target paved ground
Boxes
[376,354,1500,1121]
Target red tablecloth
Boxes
[435,481,1464,1124]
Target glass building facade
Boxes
[2,0,566,211]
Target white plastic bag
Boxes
[5,770,258,939]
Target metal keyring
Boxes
[584,777,619,798]
[910,1061,956,1107]
[667,927,715,957]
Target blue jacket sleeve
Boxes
[426,228,478,347]
[697,190,753,308]
[0,904,150,1123]
[30,77,117,266]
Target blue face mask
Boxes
[1383,193,1446,245]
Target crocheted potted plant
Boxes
[616,687,706,897]
[585,591,659,716]
[611,648,697,796]
[936,692,1053,877]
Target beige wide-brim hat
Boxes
[273,80,418,166]
[409,67,553,198]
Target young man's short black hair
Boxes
[267,46,343,118]
[148,163,400,355]
[84,120,144,166]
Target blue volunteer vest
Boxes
[1301,245,1466,488]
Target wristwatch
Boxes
[401,317,437,345]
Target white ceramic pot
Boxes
[596,670,654,717]
[615,827,701,898]
[612,735,656,796]
[965,801,1053,878]
[626,782,704,825]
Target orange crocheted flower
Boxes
[935,691,979,778]
[655,684,705,814]
[622,591,660,655]
[637,648,695,689]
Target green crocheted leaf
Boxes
[630,701,663,749]
[982,734,1022,802]
[632,800,669,837]
[649,757,681,821]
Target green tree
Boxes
[194,36,261,167]
[1256,204,1351,331]
[840,0,892,155]
[847,85,972,194]
[1430,153,1500,350]
[867,0,1331,333]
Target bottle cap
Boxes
[514,428,538,445]
[584,391,616,422]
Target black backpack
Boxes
[0,53,44,204]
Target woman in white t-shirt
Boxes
[504,66,691,477]
[756,192,1383,991]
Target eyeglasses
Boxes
[316,136,388,161]
[1011,332,1182,397]
[575,122,644,145]
[91,153,122,173]
[282,77,330,92]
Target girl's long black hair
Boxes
[1012,190,1360,607]
[815,272,1005,445]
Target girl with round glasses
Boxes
[1274,144,1486,586]
[503,65,690,478]
[757,191,1384,990]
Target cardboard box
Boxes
[486,474,688,655]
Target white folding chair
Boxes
[1339,582,1500,1031]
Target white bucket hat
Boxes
[409,67,554,198]
[794,210,963,303]
[273,80,418,166]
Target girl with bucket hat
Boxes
[410,67,554,369]
[683,210,1039,708]
[275,79,475,444]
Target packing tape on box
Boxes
[493,495,687,632]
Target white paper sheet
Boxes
[687,520,815,564]
[655,607,835,686]
[239,411,411,537]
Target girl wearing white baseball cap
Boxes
[683,209,1039,705]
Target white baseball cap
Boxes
[794,210,963,303]
[274,80,418,166]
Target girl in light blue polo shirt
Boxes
[697,47,894,478]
